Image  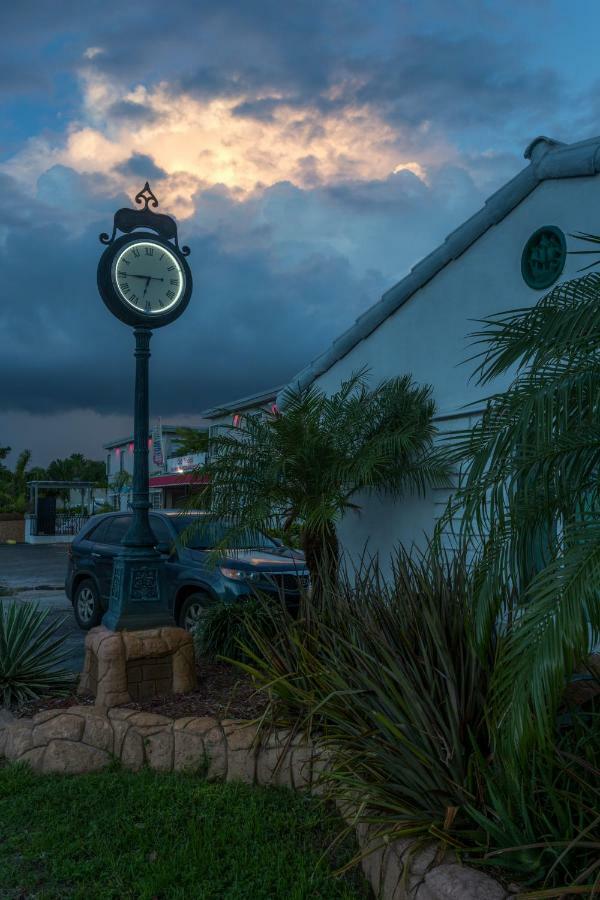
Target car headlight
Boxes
[219,567,261,582]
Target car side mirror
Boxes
[156,541,175,557]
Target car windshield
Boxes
[171,517,277,551]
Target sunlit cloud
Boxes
[2,68,450,218]
[83,47,104,60]
[393,161,427,181]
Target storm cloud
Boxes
[0,164,482,410]
[0,0,598,464]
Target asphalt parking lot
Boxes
[0,542,70,589]
[0,543,84,673]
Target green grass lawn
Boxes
[0,764,370,899]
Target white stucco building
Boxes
[278,135,600,568]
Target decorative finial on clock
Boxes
[135,182,159,211]
[99,181,189,255]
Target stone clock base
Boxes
[79,626,196,707]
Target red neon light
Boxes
[232,414,241,427]
[129,442,134,453]
[271,404,279,415]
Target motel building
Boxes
[104,391,280,516]
[104,423,208,511]
[201,385,284,431]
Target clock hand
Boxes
[127,274,165,281]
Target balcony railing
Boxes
[29,514,90,537]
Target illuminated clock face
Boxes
[110,239,185,315]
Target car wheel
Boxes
[73,579,102,630]
[178,592,211,633]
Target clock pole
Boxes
[102,324,175,630]
[126,327,156,550]
[96,183,192,632]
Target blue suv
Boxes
[65,510,309,631]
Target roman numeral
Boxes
[132,248,140,258]
[123,258,131,265]
[130,293,138,303]
[145,247,153,256]
[156,298,164,307]
[166,289,175,300]
[118,271,128,279]
[145,301,152,311]
[121,285,130,294]
[167,265,175,271]
[170,278,178,286]
[159,253,165,261]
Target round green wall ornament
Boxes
[521,225,566,290]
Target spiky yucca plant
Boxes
[466,696,600,896]
[238,546,494,840]
[192,369,449,594]
[448,270,600,751]
[0,601,75,707]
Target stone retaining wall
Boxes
[0,708,511,900]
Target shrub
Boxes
[0,600,75,707]
[466,695,600,895]
[194,595,286,663]
[240,546,600,892]
[240,546,495,841]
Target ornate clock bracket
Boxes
[99,182,191,256]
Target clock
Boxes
[97,231,193,328]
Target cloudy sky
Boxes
[1,0,598,465]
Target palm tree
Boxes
[447,270,600,750]
[111,470,132,496]
[193,369,450,592]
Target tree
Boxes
[173,427,209,455]
[0,448,43,513]
[46,453,106,485]
[11,450,31,504]
[0,447,11,496]
[194,369,449,593]
[448,270,600,751]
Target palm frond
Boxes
[443,265,600,748]
[492,517,600,748]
